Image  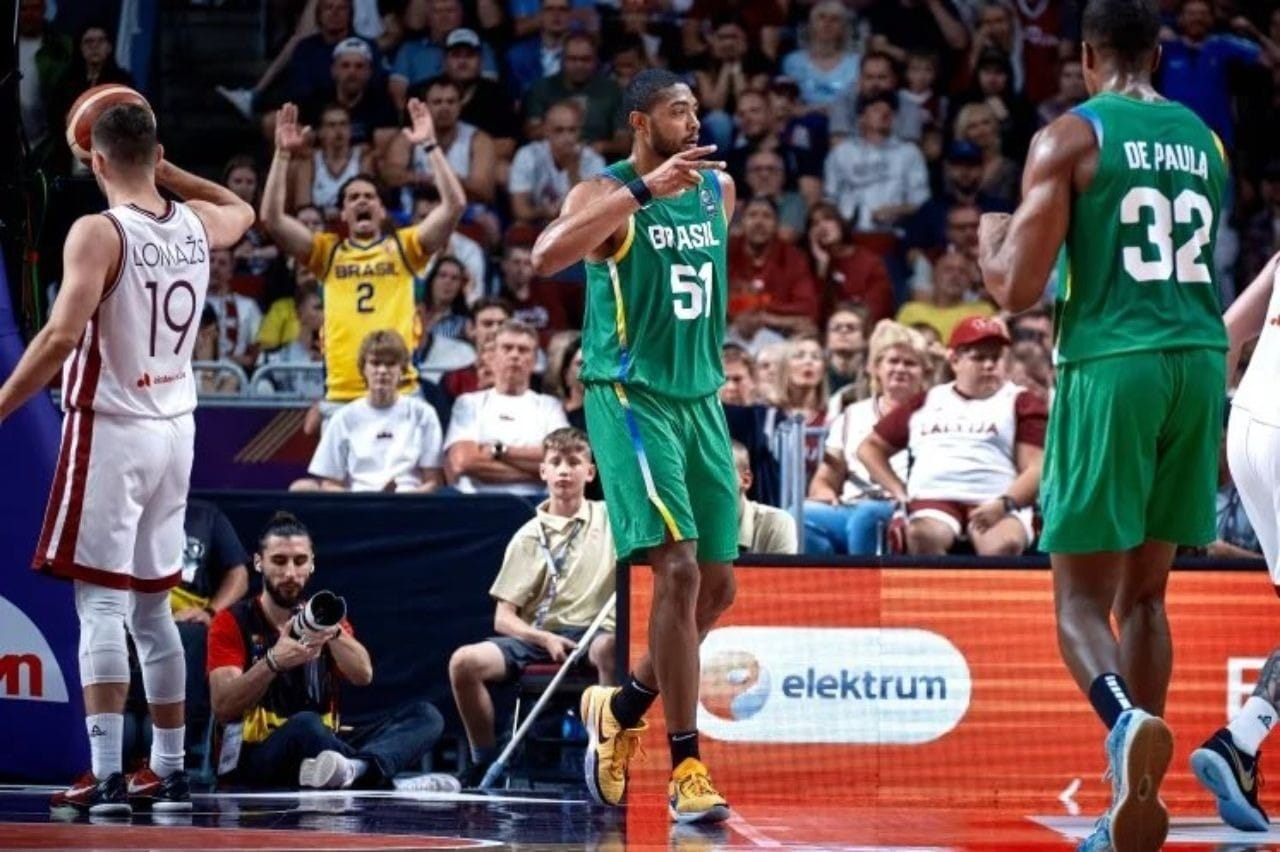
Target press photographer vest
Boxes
[213,598,342,774]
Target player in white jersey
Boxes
[1190,251,1280,832]
[0,103,253,815]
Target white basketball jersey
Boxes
[401,123,474,213]
[1233,264,1280,428]
[906,381,1021,503]
[311,146,364,211]
[63,201,210,419]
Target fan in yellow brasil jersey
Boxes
[260,98,466,401]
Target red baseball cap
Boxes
[949,315,1011,349]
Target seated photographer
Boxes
[448,427,616,784]
[207,511,447,790]
[292,329,445,492]
[858,317,1046,557]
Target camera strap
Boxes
[531,505,589,629]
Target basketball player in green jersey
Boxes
[979,1,1228,849]
[531,70,737,823]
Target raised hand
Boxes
[642,145,725,200]
[403,97,438,147]
[275,103,310,154]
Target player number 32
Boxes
[670,262,714,320]
[1120,186,1213,284]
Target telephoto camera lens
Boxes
[289,590,347,639]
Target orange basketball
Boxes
[65,84,153,163]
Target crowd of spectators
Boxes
[17,0,1279,559]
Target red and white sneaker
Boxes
[127,766,193,811]
[50,771,131,816]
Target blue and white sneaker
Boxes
[1077,814,1113,852]
[1104,708,1173,852]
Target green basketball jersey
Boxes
[579,160,729,399]
[1054,93,1229,364]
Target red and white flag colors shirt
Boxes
[874,381,1048,503]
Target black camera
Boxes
[288,590,347,641]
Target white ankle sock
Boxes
[1228,696,1278,756]
[341,757,368,788]
[150,725,185,777]
[86,713,123,779]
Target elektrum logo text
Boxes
[697,626,971,744]
[0,596,69,703]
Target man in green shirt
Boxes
[979,1,1228,849]
[532,69,736,825]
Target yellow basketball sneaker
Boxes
[668,758,730,824]
[581,685,648,806]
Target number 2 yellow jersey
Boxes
[307,226,430,401]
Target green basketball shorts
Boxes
[1039,348,1224,553]
[583,382,739,564]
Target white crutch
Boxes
[478,592,617,790]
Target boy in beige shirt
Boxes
[447,427,616,784]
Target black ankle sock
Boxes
[669,730,700,767]
[609,674,658,729]
[1088,672,1135,730]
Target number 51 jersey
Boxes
[66,201,210,419]
[580,160,729,400]
[1054,93,1228,364]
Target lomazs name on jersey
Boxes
[130,236,208,268]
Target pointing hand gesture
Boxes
[642,145,726,200]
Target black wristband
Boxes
[264,648,282,674]
[420,140,439,154]
[625,177,652,207]
[1001,495,1018,514]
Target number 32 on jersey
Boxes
[1121,187,1213,284]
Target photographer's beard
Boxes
[265,575,304,611]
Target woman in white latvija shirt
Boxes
[293,330,444,492]
[804,321,929,554]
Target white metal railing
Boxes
[192,361,250,398]
[771,413,810,535]
[248,363,326,400]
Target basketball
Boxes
[64,83,153,163]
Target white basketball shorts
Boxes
[1226,407,1280,583]
[32,410,195,592]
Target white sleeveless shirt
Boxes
[400,123,475,213]
[1233,263,1280,428]
[311,146,365,213]
[65,201,210,419]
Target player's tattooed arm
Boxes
[1252,649,1280,707]
[1224,252,1279,386]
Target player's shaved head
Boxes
[1083,0,1161,62]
